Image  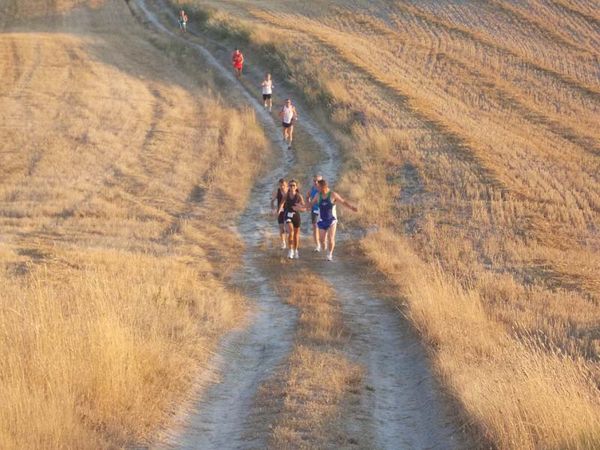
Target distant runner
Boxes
[178,10,188,33]
[271,178,288,249]
[306,174,324,252]
[308,179,358,261]
[278,179,306,259]
[279,98,298,149]
[261,73,274,112]
[232,49,244,78]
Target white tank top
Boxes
[262,80,272,95]
[282,105,294,124]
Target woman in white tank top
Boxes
[261,73,273,111]
[278,98,298,149]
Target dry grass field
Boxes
[0,0,268,448]
[2,0,599,448]
[179,0,600,447]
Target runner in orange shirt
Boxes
[232,49,244,78]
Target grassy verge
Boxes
[361,230,600,448]
[254,273,365,449]
[0,251,244,449]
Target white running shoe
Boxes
[294,249,299,259]
[326,252,333,261]
[288,249,294,259]
[281,241,287,249]
[314,244,321,252]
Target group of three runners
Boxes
[271,176,357,261]
[234,49,298,150]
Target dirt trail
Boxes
[133,1,464,448]
[324,257,460,449]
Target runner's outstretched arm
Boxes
[332,192,358,212]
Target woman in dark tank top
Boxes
[271,178,288,249]
[277,179,305,259]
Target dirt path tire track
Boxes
[131,1,465,449]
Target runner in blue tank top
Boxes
[306,174,323,252]
[308,179,358,261]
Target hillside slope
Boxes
[0,1,268,448]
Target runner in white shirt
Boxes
[278,98,298,150]
[261,73,273,112]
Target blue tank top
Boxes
[318,191,336,223]
[309,186,320,213]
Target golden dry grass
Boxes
[254,273,365,449]
[0,0,269,447]
[0,251,243,449]
[184,0,599,447]
[362,230,600,448]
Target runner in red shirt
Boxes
[232,49,244,78]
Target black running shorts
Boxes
[285,211,301,228]
[263,94,272,100]
[282,121,293,128]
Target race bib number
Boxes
[287,212,294,218]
